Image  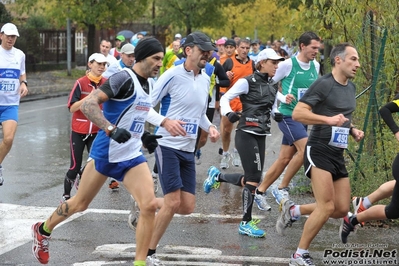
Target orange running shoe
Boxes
[108,180,119,190]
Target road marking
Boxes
[92,244,289,265]
[0,203,268,256]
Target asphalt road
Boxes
[0,97,398,266]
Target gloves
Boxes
[110,127,131,143]
[226,112,241,123]
[141,131,163,154]
[272,112,283,123]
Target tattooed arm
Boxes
[80,89,112,130]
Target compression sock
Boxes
[133,261,145,266]
[63,175,75,195]
[218,173,243,187]
[242,184,256,222]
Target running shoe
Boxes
[31,222,50,264]
[127,195,140,231]
[60,194,70,203]
[254,192,272,211]
[339,214,355,244]
[146,253,164,266]
[203,166,221,194]
[238,220,266,238]
[108,179,119,190]
[289,253,315,266]
[152,171,159,193]
[195,149,202,165]
[276,198,298,236]
[272,186,290,205]
[220,152,230,169]
[352,196,366,226]
[0,165,4,186]
[232,150,241,167]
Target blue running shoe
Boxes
[203,166,220,194]
[238,220,266,238]
[195,149,202,165]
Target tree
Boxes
[153,0,255,37]
[0,2,12,24]
[13,0,149,59]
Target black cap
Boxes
[184,32,214,51]
[251,39,260,45]
[224,39,236,47]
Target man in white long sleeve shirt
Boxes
[143,32,220,266]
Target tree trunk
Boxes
[87,24,96,62]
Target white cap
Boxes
[255,48,285,64]
[88,53,107,63]
[174,33,182,39]
[1,23,19,37]
[120,43,135,54]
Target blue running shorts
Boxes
[155,145,196,195]
[278,116,308,146]
[94,155,147,182]
[0,105,19,123]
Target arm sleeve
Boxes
[199,112,212,132]
[223,58,233,72]
[379,98,399,134]
[214,62,230,87]
[220,78,249,116]
[272,59,292,83]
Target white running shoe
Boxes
[220,152,230,169]
[152,171,159,193]
[0,166,4,186]
[254,192,272,211]
[127,195,140,231]
[146,253,164,266]
[232,150,241,167]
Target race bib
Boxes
[297,88,308,101]
[328,126,349,149]
[130,117,145,138]
[0,81,16,92]
[179,117,199,139]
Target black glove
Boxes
[110,127,131,143]
[141,131,163,154]
[272,112,283,123]
[226,112,241,123]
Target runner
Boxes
[31,37,165,266]
[283,43,363,266]
[203,48,285,238]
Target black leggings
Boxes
[385,153,399,219]
[66,131,96,180]
[235,130,266,184]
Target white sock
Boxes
[363,197,372,209]
[292,205,301,218]
[295,248,309,256]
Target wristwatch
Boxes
[20,80,28,86]
[106,125,116,136]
